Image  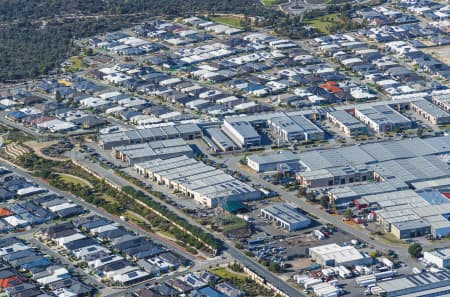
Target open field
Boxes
[210,16,243,28]
[304,13,341,34]
[209,267,247,281]
[261,0,288,6]
[59,173,92,187]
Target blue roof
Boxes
[7,111,26,119]
[418,190,450,205]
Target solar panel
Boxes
[128,271,138,278]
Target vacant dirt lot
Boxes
[422,45,450,66]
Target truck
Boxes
[313,229,325,240]
[381,257,394,269]
[338,266,352,279]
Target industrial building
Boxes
[328,177,408,205]
[411,100,450,125]
[222,120,261,149]
[297,136,450,171]
[134,155,261,207]
[424,248,450,269]
[98,123,201,149]
[260,203,311,231]
[296,166,372,188]
[267,114,324,142]
[359,190,450,239]
[246,151,300,172]
[309,243,372,267]
[205,127,236,152]
[354,105,412,133]
[375,271,450,297]
[112,138,193,165]
[432,91,450,113]
[327,110,368,136]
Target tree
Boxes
[408,243,422,258]
[298,187,307,197]
[369,250,378,258]
[269,262,282,273]
[320,195,330,209]
[345,209,353,220]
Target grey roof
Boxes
[328,110,366,129]
[412,100,450,118]
[247,151,299,165]
[261,203,310,225]
[358,105,411,125]
[206,127,235,149]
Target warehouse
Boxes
[135,155,260,207]
[222,120,261,149]
[432,91,450,112]
[327,110,368,136]
[411,99,450,125]
[112,138,193,165]
[424,248,450,269]
[354,105,411,133]
[98,123,201,149]
[297,136,450,173]
[361,190,450,239]
[296,165,372,188]
[371,155,450,184]
[205,127,236,152]
[329,177,408,205]
[267,114,324,142]
[390,219,431,239]
[246,151,300,172]
[375,271,450,297]
[260,203,311,231]
[309,243,372,267]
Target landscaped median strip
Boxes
[12,152,222,255]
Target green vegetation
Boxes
[408,243,423,258]
[58,174,91,187]
[210,267,247,282]
[66,56,86,72]
[209,267,273,297]
[210,16,243,28]
[222,216,248,234]
[16,153,221,254]
[304,13,341,34]
[261,0,281,6]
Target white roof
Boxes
[16,186,44,196]
[3,215,28,227]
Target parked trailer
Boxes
[304,278,322,289]
[355,265,370,275]
[375,270,396,280]
[294,274,309,285]
[316,286,339,297]
[356,275,376,287]
[338,266,352,278]
[312,282,332,293]
[327,279,338,287]
[322,267,338,278]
